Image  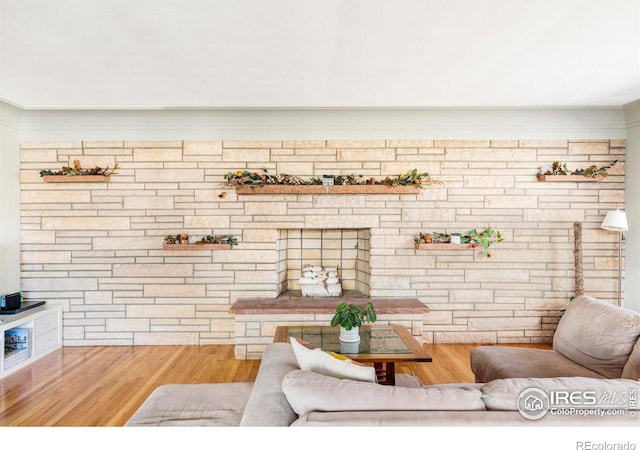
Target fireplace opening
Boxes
[277,228,371,298]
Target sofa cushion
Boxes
[282,370,486,416]
[622,338,640,380]
[470,347,605,383]
[481,377,640,411]
[125,382,254,426]
[289,336,377,383]
[553,295,640,378]
[239,343,300,427]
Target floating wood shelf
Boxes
[235,185,420,195]
[536,174,604,182]
[415,243,478,250]
[162,243,232,250]
[42,175,110,183]
[230,295,429,315]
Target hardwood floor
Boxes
[0,342,550,426]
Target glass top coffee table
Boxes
[273,324,432,385]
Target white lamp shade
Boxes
[601,208,628,232]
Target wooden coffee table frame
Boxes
[273,324,432,385]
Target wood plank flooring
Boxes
[0,342,550,426]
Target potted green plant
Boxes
[330,302,377,342]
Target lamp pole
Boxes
[616,230,623,307]
[600,208,628,307]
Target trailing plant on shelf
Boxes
[40,160,119,177]
[330,302,377,331]
[461,227,503,257]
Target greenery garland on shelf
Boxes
[164,234,238,246]
[40,160,119,177]
[538,160,616,178]
[222,169,438,188]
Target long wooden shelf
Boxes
[536,174,603,182]
[235,185,420,195]
[415,243,477,250]
[229,296,429,315]
[42,175,110,183]
[162,243,232,250]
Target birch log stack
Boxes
[574,222,584,298]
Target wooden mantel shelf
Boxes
[42,175,110,183]
[235,185,420,195]
[415,243,478,250]
[229,296,429,315]
[162,243,232,250]
[536,174,603,182]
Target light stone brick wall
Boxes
[20,139,626,347]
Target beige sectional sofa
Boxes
[127,340,640,427]
[471,295,640,383]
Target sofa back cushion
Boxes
[282,370,486,416]
[481,377,640,411]
[553,295,640,378]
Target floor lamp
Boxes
[601,208,629,307]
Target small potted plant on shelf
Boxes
[330,302,377,343]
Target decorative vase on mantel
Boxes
[339,326,361,343]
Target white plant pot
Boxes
[339,326,360,343]
[340,340,360,353]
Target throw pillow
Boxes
[282,370,486,416]
[289,336,377,383]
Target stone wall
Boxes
[20,139,626,346]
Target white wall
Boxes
[624,100,640,312]
[0,101,22,294]
[19,107,627,141]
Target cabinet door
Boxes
[33,310,61,356]
[34,328,59,356]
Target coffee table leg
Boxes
[374,362,396,385]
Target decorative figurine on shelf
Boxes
[177,234,189,244]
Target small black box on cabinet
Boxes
[0,292,21,311]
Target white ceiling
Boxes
[1,0,639,109]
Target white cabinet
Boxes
[1,305,62,378]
